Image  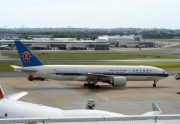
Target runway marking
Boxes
[51,81,84,99]
[50,81,110,109]
[50,80,113,107]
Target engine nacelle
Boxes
[111,76,126,87]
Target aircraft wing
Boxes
[6,91,28,100]
[85,73,112,80]
[0,115,180,123]
[141,103,162,116]
[0,117,106,123]
[10,65,38,73]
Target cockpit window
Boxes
[163,71,165,73]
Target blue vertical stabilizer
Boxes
[14,40,43,67]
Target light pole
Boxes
[67,26,73,41]
[21,25,25,41]
[4,26,7,39]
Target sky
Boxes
[0,0,180,29]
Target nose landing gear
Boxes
[153,81,156,87]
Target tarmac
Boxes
[0,75,179,115]
[0,45,180,116]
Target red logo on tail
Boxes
[20,51,33,63]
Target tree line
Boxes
[52,33,97,40]
[18,30,180,39]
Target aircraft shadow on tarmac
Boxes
[14,84,169,92]
[70,84,169,89]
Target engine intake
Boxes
[111,76,126,87]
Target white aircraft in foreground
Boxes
[0,86,162,123]
[11,41,169,89]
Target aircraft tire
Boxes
[96,85,100,89]
[153,84,156,87]
[89,84,93,89]
[84,83,88,87]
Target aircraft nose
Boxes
[164,72,169,77]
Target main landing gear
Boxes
[153,81,156,87]
[84,81,100,89]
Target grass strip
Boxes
[11,53,176,60]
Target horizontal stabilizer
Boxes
[6,91,28,100]
[0,84,27,100]
[141,103,162,116]
[10,65,38,73]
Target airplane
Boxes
[11,40,169,89]
[0,44,9,50]
[0,86,161,120]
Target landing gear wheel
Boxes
[153,81,156,87]
[96,85,100,89]
[88,84,100,89]
[88,84,93,89]
[84,83,88,87]
[41,78,45,81]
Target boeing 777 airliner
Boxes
[11,41,169,88]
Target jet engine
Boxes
[110,76,126,87]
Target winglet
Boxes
[141,103,162,116]
[0,86,4,100]
[152,103,161,112]
[14,40,43,67]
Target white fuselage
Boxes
[26,65,168,82]
[0,98,123,118]
[0,45,9,50]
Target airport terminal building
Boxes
[0,34,156,50]
[98,35,155,48]
[0,38,110,50]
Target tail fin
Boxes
[14,40,43,67]
[0,86,4,100]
